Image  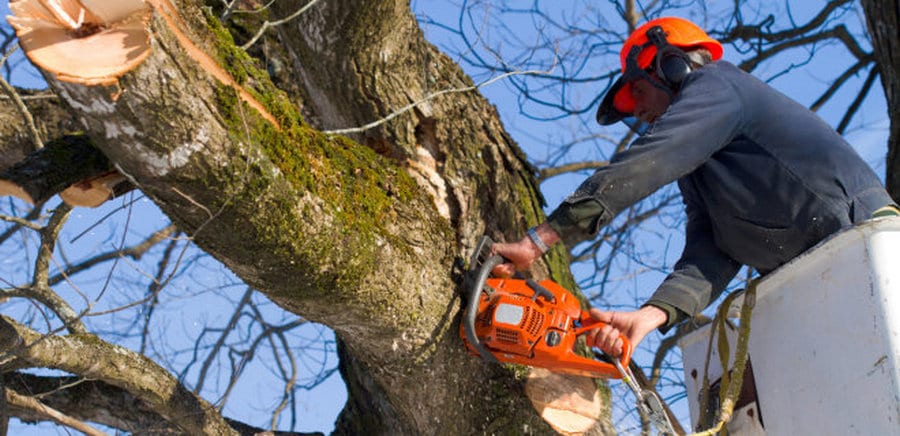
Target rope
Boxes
[688,280,758,436]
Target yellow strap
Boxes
[872,205,900,218]
[689,281,758,436]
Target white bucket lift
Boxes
[679,217,900,435]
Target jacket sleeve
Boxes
[645,178,741,331]
[547,65,743,246]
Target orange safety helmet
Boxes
[596,17,723,126]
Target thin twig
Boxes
[539,161,609,182]
[0,213,42,231]
[241,0,321,50]
[0,44,43,151]
[325,67,554,135]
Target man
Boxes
[492,17,898,357]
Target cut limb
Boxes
[7,0,152,87]
[0,134,130,207]
[59,170,127,207]
[525,368,610,435]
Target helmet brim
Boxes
[596,75,634,125]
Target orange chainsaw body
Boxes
[459,275,631,379]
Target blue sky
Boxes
[2,1,890,434]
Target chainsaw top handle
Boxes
[463,236,504,363]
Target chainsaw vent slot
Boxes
[524,308,544,337]
[495,328,519,344]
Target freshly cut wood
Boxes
[525,368,605,435]
[0,179,34,204]
[59,170,126,207]
[7,0,152,86]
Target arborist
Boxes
[492,16,899,357]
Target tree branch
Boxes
[4,388,105,436]
[836,64,880,134]
[29,203,87,334]
[0,316,237,435]
[323,67,553,135]
[48,224,178,286]
[3,371,324,435]
[538,160,608,182]
[0,44,42,151]
[240,0,321,50]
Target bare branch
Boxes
[48,224,178,286]
[0,316,238,435]
[0,44,42,151]
[0,213,41,231]
[810,57,874,112]
[4,388,105,436]
[240,0,321,50]
[194,288,254,395]
[836,64,880,134]
[539,161,608,182]
[29,203,86,334]
[325,68,553,135]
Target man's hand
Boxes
[490,223,561,277]
[586,305,669,357]
[490,238,541,277]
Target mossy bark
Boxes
[31,0,610,433]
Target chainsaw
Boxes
[459,235,632,379]
[459,236,678,435]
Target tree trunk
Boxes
[860,0,900,200]
[21,0,602,433]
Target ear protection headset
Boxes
[644,25,694,89]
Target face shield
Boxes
[595,45,664,135]
[596,26,681,135]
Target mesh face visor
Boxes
[596,44,669,135]
[597,26,685,135]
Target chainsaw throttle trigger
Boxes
[573,313,634,372]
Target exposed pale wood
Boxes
[525,368,609,435]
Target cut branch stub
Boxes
[0,134,126,207]
[59,170,126,207]
[7,0,152,87]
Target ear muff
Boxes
[645,26,693,88]
[656,49,692,86]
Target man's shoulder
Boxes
[694,60,745,80]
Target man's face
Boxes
[630,77,673,124]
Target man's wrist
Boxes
[527,227,550,254]
[638,304,669,329]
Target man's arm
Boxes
[645,178,741,331]
[589,179,741,356]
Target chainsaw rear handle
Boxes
[574,312,634,371]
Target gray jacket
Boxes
[547,61,894,329]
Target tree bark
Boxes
[0,89,81,169]
[22,0,593,433]
[860,0,900,200]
